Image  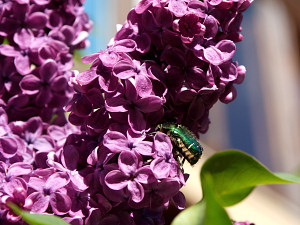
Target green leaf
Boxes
[171,200,206,225]
[171,174,232,225]
[200,150,300,206]
[2,37,9,44]
[8,203,70,225]
[201,174,232,225]
[172,150,300,225]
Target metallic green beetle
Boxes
[155,123,203,165]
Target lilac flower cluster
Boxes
[0,0,92,224]
[61,0,253,224]
[0,106,80,224]
[0,0,254,224]
[0,0,92,124]
[73,0,252,135]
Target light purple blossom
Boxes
[103,130,153,156]
[105,150,156,203]
[27,172,71,215]
[0,184,32,223]
[150,132,180,179]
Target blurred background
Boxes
[78,0,300,224]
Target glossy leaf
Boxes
[172,174,232,225]
[172,150,300,225]
[200,150,300,206]
[8,203,70,225]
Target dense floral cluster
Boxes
[0,0,92,224]
[0,0,92,123]
[0,0,254,225]
[73,0,252,135]
[64,0,252,224]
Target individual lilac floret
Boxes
[0,184,32,223]
[27,171,71,215]
[105,150,156,203]
[0,161,33,223]
[175,13,206,43]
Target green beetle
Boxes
[155,123,203,165]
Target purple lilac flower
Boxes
[0,161,33,223]
[0,0,254,224]
[105,150,156,203]
[0,183,32,223]
[0,0,92,123]
[27,171,71,215]
[0,1,91,223]
[63,0,254,224]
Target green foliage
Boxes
[2,37,9,44]
[8,203,70,225]
[172,150,300,225]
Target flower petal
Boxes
[134,141,153,156]
[50,192,71,215]
[113,60,135,79]
[135,74,153,97]
[40,59,58,82]
[128,180,144,203]
[76,69,98,86]
[26,12,47,29]
[128,109,146,134]
[45,172,70,192]
[15,54,31,75]
[13,28,34,49]
[28,192,50,214]
[135,166,156,184]
[135,95,162,113]
[153,132,172,156]
[103,131,129,153]
[118,151,138,175]
[20,75,41,95]
[105,97,129,112]
[0,137,18,158]
[7,162,32,177]
[105,170,128,190]
[150,157,171,179]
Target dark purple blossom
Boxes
[105,79,163,133]
[64,0,255,223]
[9,117,54,153]
[0,162,32,190]
[0,57,21,97]
[20,59,69,107]
[0,30,34,76]
[176,13,206,43]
